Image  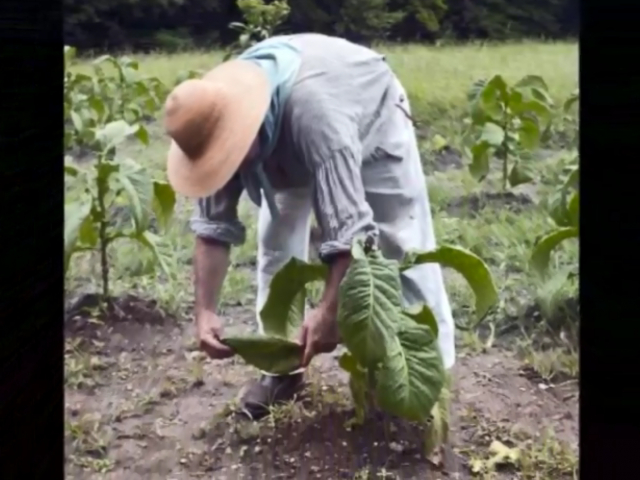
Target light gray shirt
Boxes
[190,33,399,260]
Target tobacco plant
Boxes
[222,238,498,453]
[530,90,580,278]
[65,121,177,299]
[64,47,167,153]
[465,74,555,189]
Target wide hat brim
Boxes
[166,60,271,199]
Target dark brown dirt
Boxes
[443,192,534,218]
[64,295,578,479]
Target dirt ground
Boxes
[64,295,578,480]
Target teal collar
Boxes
[236,38,302,219]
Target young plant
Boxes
[222,238,498,453]
[64,120,176,300]
[224,0,291,59]
[530,90,580,279]
[465,74,555,189]
[530,154,579,279]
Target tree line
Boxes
[64,0,579,52]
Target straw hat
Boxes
[164,60,270,198]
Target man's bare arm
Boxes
[193,236,232,317]
[318,253,352,316]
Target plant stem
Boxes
[96,155,110,302]
[502,154,508,190]
[500,120,511,191]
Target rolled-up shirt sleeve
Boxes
[189,174,246,245]
[298,124,378,261]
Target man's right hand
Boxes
[196,311,235,360]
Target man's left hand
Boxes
[297,306,340,367]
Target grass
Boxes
[65,41,580,478]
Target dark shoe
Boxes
[239,373,305,420]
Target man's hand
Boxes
[196,311,234,360]
[297,306,340,367]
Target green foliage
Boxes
[223,238,498,453]
[529,89,579,279]
[222,335,303,374]
[225,0,291,58]
[64,0,579,52]
[336,0,405,42]
[465,76,579,282]
[64,124,176,298]
[64,47,168,153]
[465,74,555,189]
[64,46,179,300]
[531,152,579,278]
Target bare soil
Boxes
[64,295,578,479]
[443,192,534,218]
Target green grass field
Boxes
[65,41,580,479]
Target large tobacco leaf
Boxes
[374,320,444,422]
[400,245,499,326]
[259,257,327,339]
[222,335,303,375]
[337,249,402,367]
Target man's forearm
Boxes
[319,253,352,314]
[194,236,231,317]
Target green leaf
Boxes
[512,99,552,130]
[152,181,176,231]
[95,161,119,201]
[530,227,579,277]
[70,111,83,132]
[117,159,153,232]
[467,78,488,102]
[260,258,327,339]
[563,165,579,191]
[567,191,579,227]
[88,96,105,120]
[514,75,549,92]
[425,377,451,457]
[339,352,368,423]
[479,75,509,121]
[117,171,147,233]
[375,322,445,422]
[65,199,93,274]
[134,231,174,278]
[400,246,499,325]
[135,124,149,146]
[508,162,535,188]
[402,303,439,338]
[531,87,554,107]
[64,164,79,177]
[563,89,579,112]
[338,250,402,366]
[480,122,505,147]
[78,214,98,248]
[518,117,540,150]
[95,120,139,150]
[468,141,492,182]
[222,335,302,375]
[431,134,448,151]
